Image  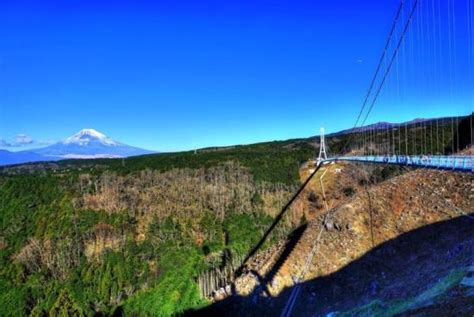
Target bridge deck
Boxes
[326,155,474,173]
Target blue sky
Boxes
[1,0,472,152]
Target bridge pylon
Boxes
[317,127,328,166]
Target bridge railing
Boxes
[327,155,474,173]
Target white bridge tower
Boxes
[317,127,327,166]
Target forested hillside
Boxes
[0,145,308,316]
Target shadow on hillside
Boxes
[183,214,474,317]
[245,223,308,298]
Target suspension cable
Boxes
[338,1,405,156]
[359,0,419,134]
[406,122,410,155]
[470,0,473,148]
[436,118,439,154]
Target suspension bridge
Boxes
[317,126,474,173]
[281,0,474,314]
[313,0,474,174]
[198,0,474,315]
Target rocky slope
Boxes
[189,162,474,316]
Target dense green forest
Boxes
[0,157,301,316]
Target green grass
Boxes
[338,270,466,317]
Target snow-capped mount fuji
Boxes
[63,128,120,146]
[34,128,155,159]
[0,129,156,166]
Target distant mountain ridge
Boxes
[0,116,465,166]
[327,118,432,136]
[0,149,50,166]
[0,129,155,166]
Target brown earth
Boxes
[192,162,474,316]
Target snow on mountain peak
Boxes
[63,129,119,146]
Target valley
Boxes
[1,130,472,316]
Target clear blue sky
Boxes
[1,0,472,152]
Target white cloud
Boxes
[0,134,56,148]
[15,134,34,145]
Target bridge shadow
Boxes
[243,223,308,299]
[183,214,474,317]
[232,164,322,281]
[260,224,307,289]
[225,223,308,301]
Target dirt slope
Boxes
[193,163,474,316]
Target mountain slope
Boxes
[186,166,473,316]
[35,128,155,158]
